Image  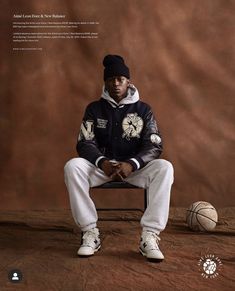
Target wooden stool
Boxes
[92,181,147,213]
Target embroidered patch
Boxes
[78,120,95,141]
[150,134,161,144]
[97,118,108,129]
[122,113,143,140]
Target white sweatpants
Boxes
[64,158,174,235]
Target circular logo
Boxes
[198,254,222,279]
[122,113,143,140]
[8,269,23,283]
[150,134,161,144]
[203,259,217,274]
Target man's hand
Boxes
[100,160,116,177]
[118,162,133,178]
[101,160,133,180]
[110,162,133,180]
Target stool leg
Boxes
[144,189,148,210]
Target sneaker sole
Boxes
[139,247,164,262]
[77,244,101,257]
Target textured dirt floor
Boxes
[0,208,234,291]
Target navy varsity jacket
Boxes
[76,85,163,171]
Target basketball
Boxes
[186,201,218,231]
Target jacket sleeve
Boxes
[126,108,163,171]
[76,105,107,168]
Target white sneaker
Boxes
[139,231,164,261]
[77,228,101,256]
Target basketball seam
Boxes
[195,213,207,231]
[196,212,217,224]
[188,202,204,229]
[187,209,217,224]
[197,207,215,211]
[186,209,191,222]
[193,202,205,212]
[186,203,195,217]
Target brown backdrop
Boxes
[0,0,234,210]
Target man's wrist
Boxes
[126,162,134,172]
[126,159,138,171]
[96,157,109,169]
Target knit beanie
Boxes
[103,55,130,81]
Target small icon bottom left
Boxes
[8,269,23,283]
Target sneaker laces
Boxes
[82,229,99,247]
[144,232,161,250]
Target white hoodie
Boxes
[101,84,139,108]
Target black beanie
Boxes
[103,55,130,81]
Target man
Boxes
[64,55,174,261]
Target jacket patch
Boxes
[79,120,95,141]
[150,134,161,144]
[122,113,143,140]
[97,118,108,129]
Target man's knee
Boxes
[151,159,174,176]
[64,157,86,175]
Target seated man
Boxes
[64,54,174,261]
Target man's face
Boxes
[105,76,130,103]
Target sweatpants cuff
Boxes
[142,227,160,236]
[81,223,97,232]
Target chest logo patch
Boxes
[97,118,108,129]
[122,113,143,140]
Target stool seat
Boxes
[93,181,140,189]
[92,181,147,213]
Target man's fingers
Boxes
[110,172,124,181]
[110,171,120,179]
[112,163,121,169]
[116,173,124,181]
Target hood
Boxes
[101,84,139,107]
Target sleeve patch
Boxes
[79,120,95,141]
[150,134,161,144]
